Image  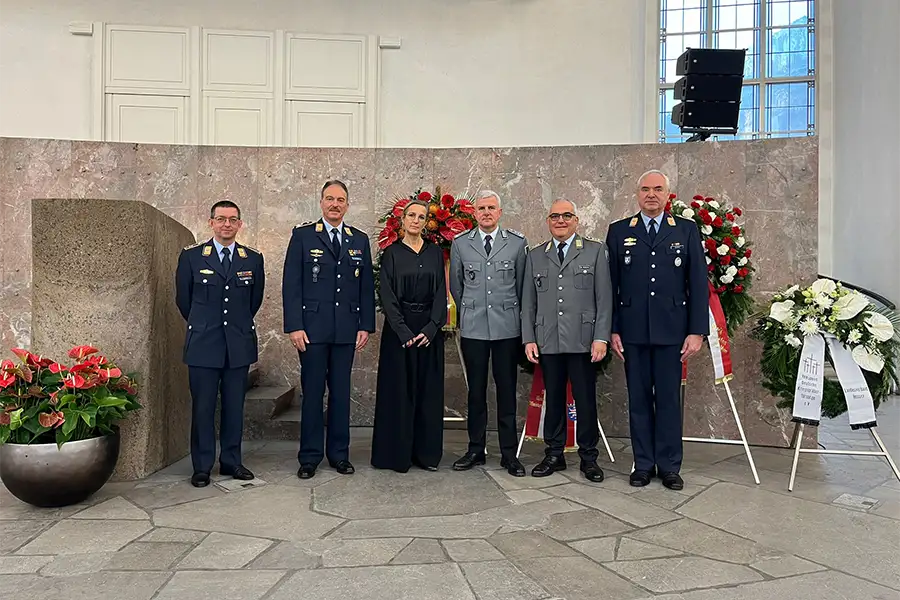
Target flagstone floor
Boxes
[1,400,898,600]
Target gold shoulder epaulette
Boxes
[182,241,202,251]
[294,221,315,229]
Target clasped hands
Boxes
[404,332,431,348]
[609,333,703,362]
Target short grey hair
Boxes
[636,169,671,189]
[475,189,501,207]
[550,199,578,214]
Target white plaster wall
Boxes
[0,0,656,147]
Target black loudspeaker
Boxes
[671,47,746,141]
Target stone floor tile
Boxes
[627,517,775,564]
[548,482,681,527]
[246,541,320,569]
[152,486,343,541]
[485,467,569,491]
[616,538,683,560]
[677,481,900,589]
[104,541,192,570]
[273,469,341,488]
[390,538,446,564]
[628,486,694,511]
[872,498,900,519]
[332,514,498,540]
[652,569,898,600]
[749,554,826,578]
[259,537,410,568]
[459,560,548,600]
[124,479,224,510]
[16,519,152,555]
[517,556,647,600]
[0,571,170,599]
[0,555,53,574]
[38,552,114,576]
[70,496,149,520]
[0,521,48,553]
[441,539,504,562]
[475,497,583,533]
[267,564,476,600]
[488,531,579,560]
[176,532,272,569]
[540,508,633,541]
[0,486,84,521]
[138,527,207,543]
[603,556,764,593]
[504,489,551,504]
[154,570,285,600]
[314,468,510,519]
[569,536,618,562]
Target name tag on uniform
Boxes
[237,271,253,285]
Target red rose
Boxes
[733,284,744,293]
[669,193,677,199]
[720,255,732,265]
[691,201,702,209]
[457,200,475,214]
[392,199,410,217]
[730,248,737,255]
[731,226,741,236]
[717,285,727,294]
[705,197,715,202]
[693,195,704,201]
[744,248,752,257]
[733,207,743,216]
[417,191,432,202]
[738,268,749,278]
[723,236,733,246]
[726,213,735,222]
[704,239,718,253]
[445,218,468,237]
[440,194,455,209]
[434,208,451,221]
[664,201,672,212]
[712,216,723,228]
[707,264,715,272]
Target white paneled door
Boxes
[106,94,187,144]
[203,96,272,146]
[287,101,362,147]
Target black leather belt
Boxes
[402,301,428,313]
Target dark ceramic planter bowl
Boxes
[0,432,120,507]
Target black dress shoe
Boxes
[297,464,316,479]
[660,472,684,490]
[220,465,254,480]
[629,470,653,487]
[190,472,210,488]
[333,460,355,475]
[413,459,438,472]
[500,456,526,477]
[452,452,486,471]
[531,455,566,477]
[580,460,605,483]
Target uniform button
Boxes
[558,311,563,315]
[202,279,208,283]
[487,276,491,280]
[223,321,228,326]
[188,325,192,330]
[651,278,655,282]
[419,264,423,268]
[651,251,656,256]
[225,285,229,290]
[252,325,255,330]
[335,302,339,306]
[224,298,229,302]
[245,281,249,285]
[558,286,563,290]
[558,298,563,303]
[338,261,341,265]
[488,290,492,294]
[223,309,228,314]
[337,274,341,279]
[558,274,563,279]
[651,292,655,296]
[337,288,341,293]
[302,305,306,309]
[487,262,491,266]
[488,304,492,309]
[651,264,656,268]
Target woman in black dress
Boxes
[371,200,447,472]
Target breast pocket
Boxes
[193,274,218,303]
[305,256,329,282]
[495,259,515,283]
[574,264,594,290]
[666,242,688,268]
[534,269,549,293]
[464,262,482,287]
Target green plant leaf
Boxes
[95,396,128,408]
[8,408,24,430]
[61,411,78,436]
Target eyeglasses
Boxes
[548,212,576,222]
[213,217,240,225]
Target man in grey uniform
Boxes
[521,199,613,482]
[449,190,528,476]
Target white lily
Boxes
[852,345,885,373]
[864,312,895,342]
[810,278,837,297]
[831,291,868,320]
[769,300,795,323]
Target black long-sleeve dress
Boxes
[371,239,447,472]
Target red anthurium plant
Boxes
[0,345,140,446]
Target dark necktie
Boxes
[221,247,231,272]
[557,241,566,264]
[484,234,492,255]
[648,219,657,243]
[331,228,341,256]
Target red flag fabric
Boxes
[524,364,576,450]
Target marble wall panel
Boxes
[0,136,819,446]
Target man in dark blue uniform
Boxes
[606,170,708,490]
[282,179,376,479]
[176,200,265,488]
